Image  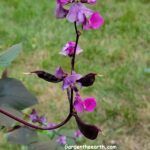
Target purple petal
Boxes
[83,97,97,112]
[74,99,84,113]
[62,72,82,90]
[57,0,70,5]
[74,130,83,138]
[39,116,47,124]
[55,3,68,19]
[89,12,104,29]
[66,3,93,24]
[87,0,97,4]
[29,109,39,123]
[56,135,67,145]
[60,41,83,57]
[55,67,66,79]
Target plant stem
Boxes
[0,109,72,130]
[70,22,81,113]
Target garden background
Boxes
[0,0,149,149]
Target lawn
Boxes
[0,0,149,149]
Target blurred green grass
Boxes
[0,0,149,149]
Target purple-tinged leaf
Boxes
[0,78,38,110]
[31,71,63,83]
[77,73,97,87]
[6,127,38,145]
[0,106,23,128]
[75,115,101,140]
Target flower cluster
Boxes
[74,94,97,113]
[56,0,104,30]
[56,130,83,145]
[29,109,47,124]
[29,0,104,140]
[29,109,83,145]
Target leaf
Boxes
[6,127,38,145]
[38,130,55,139]
[0,78,38,110]
[0,105,23,128]
[75,115,101,140]
[0,43,22,67]
[31,71,63,83]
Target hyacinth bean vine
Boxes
[0,0,104,141]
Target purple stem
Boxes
[70,22,80,112]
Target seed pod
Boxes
[74,114,101,140]
[77,73,96,87]
[31,71,63,83]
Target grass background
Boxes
[0,0,149,149]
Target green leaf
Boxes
[0,78,38,110]
[0,105,23,128]
[38,130,55,139]
[0,43,22,67]
[6,127,38,145]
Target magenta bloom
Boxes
[62,72,82,90]
[81,0,97,4]
[83,97,97,112]
[87,0,97,4]
[60,41,83,57]
[66,2,104,30]
[74,95,97,112]
[83,12,104,30]
[74,130,83,138]
[56,135,67,145]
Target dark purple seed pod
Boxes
[74,114,101,140]
[77,73,97,87]
[31,71,63,83]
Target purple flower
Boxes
[87,0,97,4]
[74,94,84,113]
[57,0,70,5]
[56,135,67,145]
[55,67,67,79]
[81,0,97,4]
[62,72,82,90]
[83,97,97,112]
[55,0,68,19]
[83,12,104,30]
[74,95,97,112]
[66,3,93,24]
[29,109,47,124]
[39,116,47,124]
[66,2,104,30]
[74,130,83,138]
[29,109,39,123]
[59,41,83,57]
